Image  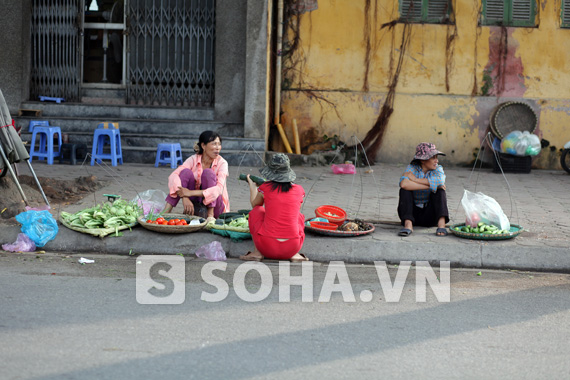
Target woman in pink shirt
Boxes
[239,153,308,262]
[163,131,229,221]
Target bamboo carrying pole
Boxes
[292,119,301,154]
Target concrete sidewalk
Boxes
[1,160,569,271]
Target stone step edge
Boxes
[20,132,259,140]
[62,145,264,154]
[15,115,232,124]
[124,147,264,153]
[20,101,214,111]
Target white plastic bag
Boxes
[131,189,167,216]
[501,131,541,156]
[461,189,510,230]
[196,241,227,261]
[518,131,541,156]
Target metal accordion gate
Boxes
[127,0,216,107]
[30,0,82,102]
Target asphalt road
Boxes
[1,252,569,380]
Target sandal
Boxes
[398,228,413,237]
[290,253,309,262]
[239,251,263,261]
[436,227,448,236]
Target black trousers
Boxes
[397,188,449,227]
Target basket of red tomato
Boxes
[138,213,207,233]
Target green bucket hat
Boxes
[260,153,296,182]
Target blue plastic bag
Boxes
[15,210,58,247]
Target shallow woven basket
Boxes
[204,220,251,241]
[205,223,250,233]
[449,223,523,240]
[60,218,137,238]
[138,213,207,234]
[305,220,375,237]
[490,102,537,140]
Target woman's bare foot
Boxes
[290,253,309,262]
[163,203,173,214]
[239,250,264,261]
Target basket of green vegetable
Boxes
[206,212,251,241]
[450,222,523,240]
[60,199,141,238]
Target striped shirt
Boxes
[399,164,446,206]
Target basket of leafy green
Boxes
[206,212,251,241]
[60,199,141,238]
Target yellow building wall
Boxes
[279,0,570,169]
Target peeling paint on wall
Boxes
[482,27,526,97]
[437,105,469,125]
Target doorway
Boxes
[29,0,215,105]
[82,0,126,85]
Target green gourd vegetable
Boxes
[457,222,510,235]
[239,173,266,186]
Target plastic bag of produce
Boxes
[501,131,541,156]
[461,190,510,231]
[515,131,541,156]
[500,131,522,155]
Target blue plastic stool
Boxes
[155,143,183,168]
[90,122,123,166]
[29,126,62,165]
[28,120,50,133]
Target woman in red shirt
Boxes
[239,154,308,262]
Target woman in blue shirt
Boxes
[398,142,449,236]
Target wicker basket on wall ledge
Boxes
[490,101,538,140]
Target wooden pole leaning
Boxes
[276,123,293,154]
[292,119,301,154]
